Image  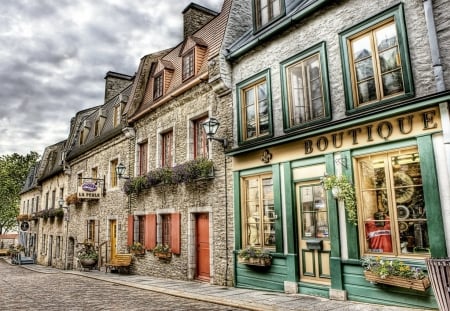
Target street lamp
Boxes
[59,197,70,270]
[116,162,129,179]
[202,117,230,285]
[202,117,228,149]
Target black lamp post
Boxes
[116,162,128,179]
[202,117,230,285]
[202,117,228,148]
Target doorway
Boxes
[109,220,117,259]
[195,213,210,281]
[296,180,331,285]
[48,235,53,266]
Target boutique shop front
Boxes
[232,105,447,309]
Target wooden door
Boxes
[196,213,210,281]
[297,181,331,285]
[110,220,117,259]
[48,235,53,266]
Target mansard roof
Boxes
[38,140,66,182]
[19,161,41,194]
[126,0,232,122]
[226,0,328,60]
[65,83,133,161]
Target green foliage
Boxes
[152,244,171,254]
[0,152,40,234]
[361,256,426,280]
[77,242,98,260]
[238,246,272,260]
[321,174,358,225]
[123,159,214,195]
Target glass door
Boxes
[297,181,331,285]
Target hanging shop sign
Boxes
[78,182,102,199]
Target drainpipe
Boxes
[423,0,450,256]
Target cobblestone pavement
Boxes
[0,260,245,311]
[0,259,433,311]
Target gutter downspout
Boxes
[423,0,450,256]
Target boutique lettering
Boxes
[304,110,438,154]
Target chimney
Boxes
[182,3,218,38]
[104,71,133,103]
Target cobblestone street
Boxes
[0,261,244,311]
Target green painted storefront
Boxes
[232,98,450,309]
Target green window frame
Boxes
[253,0,285,31]
[339,4,413,112]
[237,70,273,144]
[241,173,276,250]
[281,42,331,130]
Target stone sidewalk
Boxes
[5,259,432,311]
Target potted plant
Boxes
[321,174,358,225]
[152,244,172,259]
[77,242,98,269]
[361,256,430,291]
[66,193,80,205]
[123,176,148,195]
[130,242,145,255]
[238,246,272,267]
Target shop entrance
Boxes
[296,180,331,285]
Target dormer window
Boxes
[153,73,164,100]
[94,119,100,137]
[79,129,85,145]
[113,104,121,127]
[182,50,195,81]
[254,0,284,30]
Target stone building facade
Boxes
[121,0,251,286]
[225,0,450,309]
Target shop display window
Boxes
[356,148,429,257]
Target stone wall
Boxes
[230,0,440,141]
[65,134,131,269]
[130,74,234,285]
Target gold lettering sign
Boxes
[233,108,442,170]
[302,109,440,155]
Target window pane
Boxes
[243,175,275,250]
[300,184,328,238]
[271,0,281,17]
[379,48,399,73]
[352,35,372,61]
[382,70,404,96]
[358,149,429,256]
[258,84,269,135]
[355,58,374,81]
[357,79,377,104]
[287,53,324,125]
[376,23,397,51]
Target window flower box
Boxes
[362,256,430,291]
[238,246,272,267]
[364,271,430,291]
[152,244,172,260]
[238,256,272,267]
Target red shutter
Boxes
[171,212,181,254]
[127,215,134,246]
[145,214,157,250]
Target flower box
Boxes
[154,251,172,260]
[238,256,272,267]
[364,270,430,291]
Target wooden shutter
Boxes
[127,215,134,246]
[171,212,181,254]
[145,214,157,250]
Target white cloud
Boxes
[0,0,222,156]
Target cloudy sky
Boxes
[0,0,222,156]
